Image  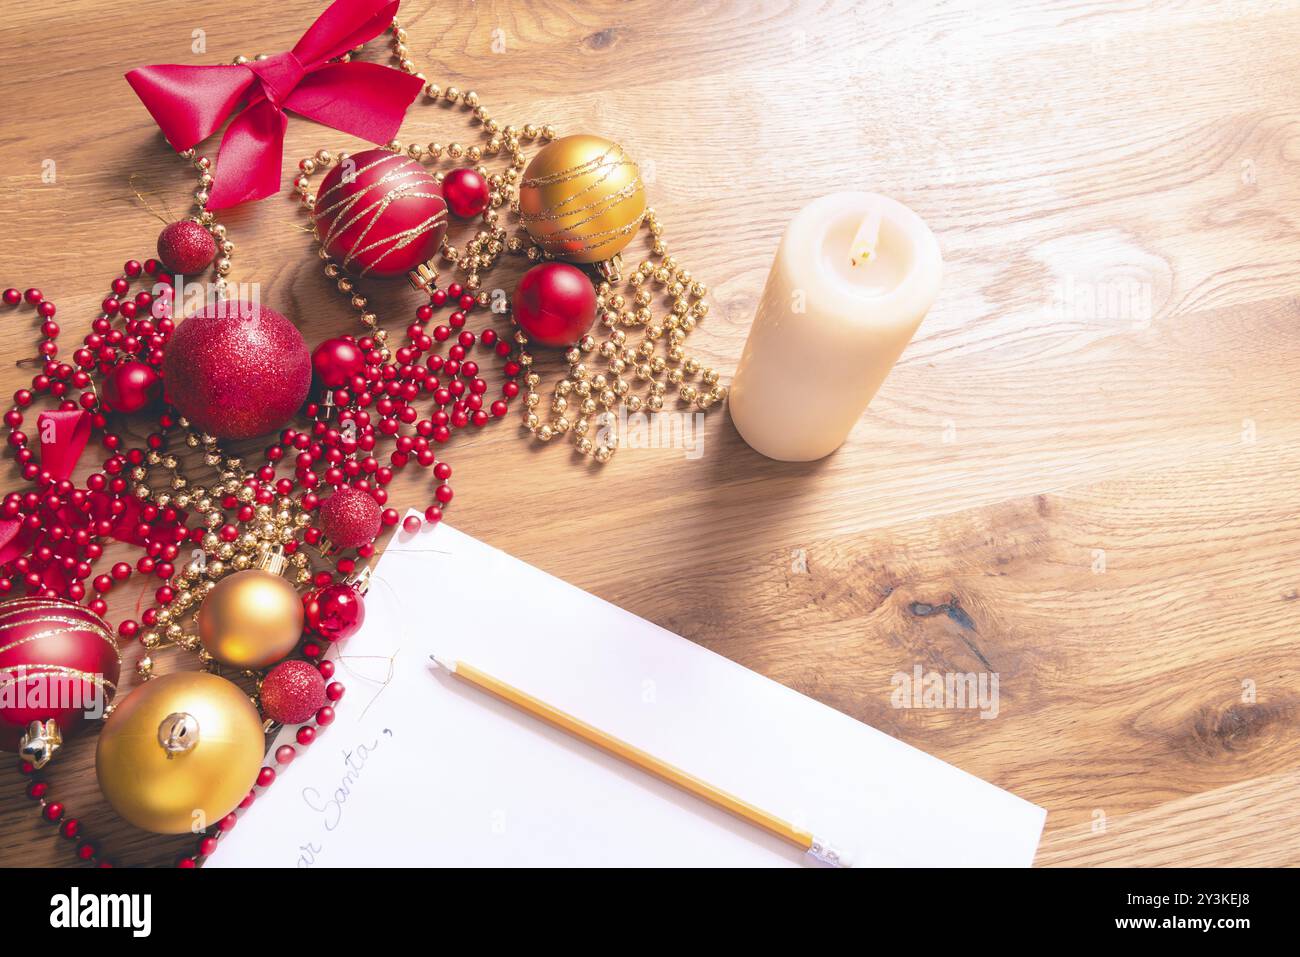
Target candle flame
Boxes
[850,207,882,267]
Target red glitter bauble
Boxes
[0,599,120,754]
[442,167,490,219]
[303,582,366,643]
[311,149,448,278]
[156,220,217,275]
[513,262,597,347]
[259,660,326,725]
[312,337,367,390]
[102,361,162,413]
[162,301,312,440]
[318,487,382,549]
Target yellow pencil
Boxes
[429,654,852,867]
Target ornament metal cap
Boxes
[596,253,623,283]
[19,719,63,770]
[407,259,440,294]
[345,565,372,595]
[255,544,289,577]
[157,711,200,758]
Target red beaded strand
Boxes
[19,761,113,867]
[1,244,517,865]
[0,269,504,610]
[1,272,180,619]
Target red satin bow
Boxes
[125,0,424,209]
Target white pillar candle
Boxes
[729,192,943,462]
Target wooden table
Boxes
[1,0,1296,868]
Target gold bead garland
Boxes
[125,421,313,688]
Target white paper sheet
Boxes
[210,517,1045,867]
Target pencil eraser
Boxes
[807,837,853,868]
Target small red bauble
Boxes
[318,487,382,549]
[156,220,217,275]
[441,167,490,219]
[304,581,366,643]
[259,660,327,725]
[162,301,312,440]
[513,262,597,347]
[102,361,162,413]
[0,598,120,760]
[311,149,448,278]
[311,337,366,390]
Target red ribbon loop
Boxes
[37,410,91,482]
[124,0,422,209]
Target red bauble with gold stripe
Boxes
[0,598,120,754]
[311,149,449,279]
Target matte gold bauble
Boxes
[198,568,304,669]
[518,134,646,263]
[95,672,264,834]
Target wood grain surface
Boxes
[0,0,1296,867]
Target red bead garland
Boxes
[0,273,180,610]
[21,763,112,867]
[0,272,509,602]
[0,262,519,866]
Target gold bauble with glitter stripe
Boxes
[518,135,646,263]
[95,672,264,834]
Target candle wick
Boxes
[850,208,882,267]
